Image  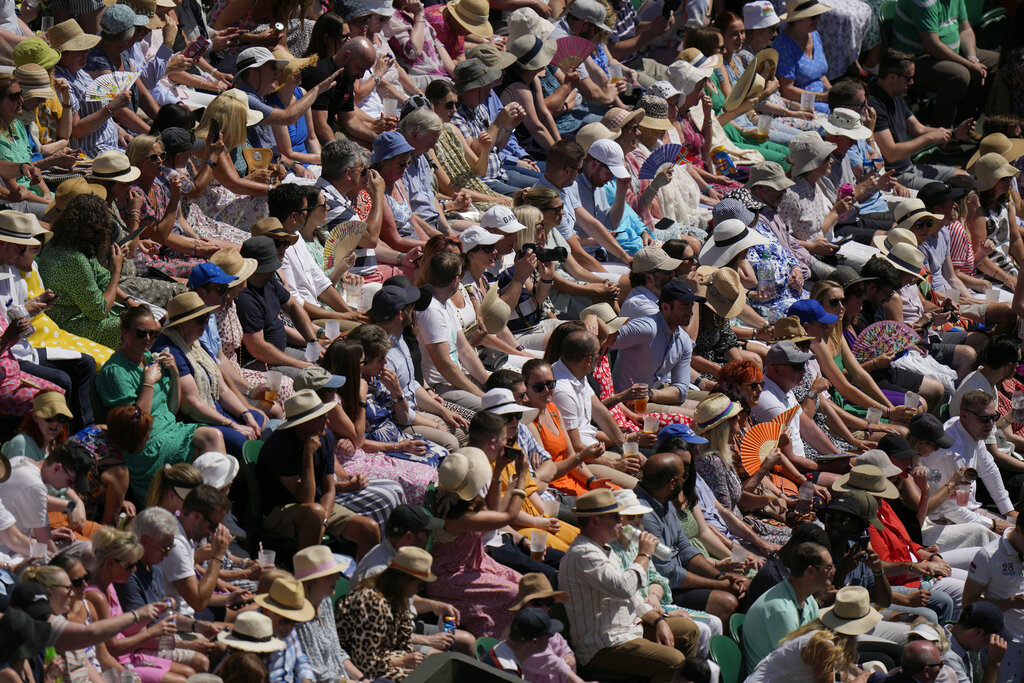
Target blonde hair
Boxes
[782,621,858,679]
[145,462,203,508]
[125,135,162,167]
[810,279,845,344]
[702,418,734,470]
[91,526,144,571]
[513,186,560,210]
[512,204,542,252]
[21,565,67,588]
[195,94,249,152]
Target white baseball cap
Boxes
[588,138,629,179]
[480,205,528,234]
[459,225,501,251]
[743,0,780,29]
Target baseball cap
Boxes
[876,433,916,461]
[788,299,838,325]
[631,246,683,273]
[909,413,954,449]
[386,504,444,536]
[509,607,564,640]
[958,601,1004,633]
[827,490,882,530]
[657,423,708,444]
[293,366,346,392]
[918,181,967,209]
[370,284,422,320]
[459,225,501,251]
[236,46,289,73]
[480,205,528,234]
[188,262,235,289]
[10,582,52,620]
[240,236,282,274]
[765,340,814,365]
[659,280,705,305]
[588,138,629,179]
[161,127,205,156]
[567,0,612,30]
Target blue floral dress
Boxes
[772,31,830,114]
[746,220,804,321]
[365,376,447,468]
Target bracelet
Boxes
[586,475,597,485]
[131,610,139,624]
[654,614,667,624]
[397,253,404,266]
[637,552,652,560]
[140,383,154,389]
[511,488,527,498]
[539,278,554,284]
[392,395,406,402]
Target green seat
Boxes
[710,635,743,683]
[475,636,499,660]
[728,612,745,644]
[242,438,263,464]
[333,575,350,605]
[878,0,896,46]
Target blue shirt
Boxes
[115,562,167,612]
[199,315,222,358]
[485,91,529,166]
[846,141,889,214]
[537,175,581,242]
[128,42,177,107]
[635,485,702,588]
[921,226,952,292]
[265,629,315,683]
[620,286,659,319]
[575,173,645,255]
[236,81,278,152]
[403,153,439,229]
[611,313,692,400]
[386,333,420,417]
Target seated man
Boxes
[574,138,642,261]
[256,390,379,555]
[945,601,1007,683]
[620,246,683,319]
[482,608,575,681]
[305,36,390,146]
[559,488,700,680]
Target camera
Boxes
[517,242,568,263]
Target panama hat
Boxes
[820,586,882,635]
[753,48,778,79]
[437,447,491,501]
[667,60,713,97]
[614,488,654,515]
[779,0,831,21]
[648,80,682,102]
[278,389,334,430]
[967,133,1024,171]
[973,152,1020,192]
[676,47,722,72]
[772,316,814,343]
[210,247,258,286]
[163,292,219,328]
[637,95,674,130]
[699,266,746,319]
[833,463,900,498]
[481,387,539,424]
[573,488,625,516]
[444,0,493,38]
[694,392,743,433]
[47,19,102,52]
[884,242,926,280]
[698,218,769,268]
[293,544,350,582]
[44,177,107,223]
[506,7,554,43]
[786,131,837,177]
[600,106,645,134]
[255,577,316,622]
[221,89,265,127]
[509,35,557,72]
[723,58,766,112]
[892,198,943,233]
[33,391,72,421]
[387,546,437,582]
[87,150,141,183]
[218,612,285,653]
[871,226,917,254]
[272,49,318,93]
[580,302,628,333]
[509,573,569,611]
[817,107,871,140]
[480,283,511,335]
[0,211,47,246]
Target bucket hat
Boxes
[13,38,60,69]
[744,160,794,191]
[637,95,674,130]
[833,463,900,498]
[192,451,240,490]
[33,390,72,421]
[465,43,517,70]
[743,0,780,29]
[699,266,746,319]
[667,60,712,97]
[855,449,902,478]
[101,4,150,34]
[505,7,553,43]
[614,488,654,515]
[371,131,414,164]
[453,57,501,93]
[786,131,837,176]
[973,152,1020,192]
[240,236,282,274]
[818,107,872,140]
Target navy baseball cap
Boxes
[788,299,838,325]
[188,262,235,289]
[958,601,1004,634]
[658,423,708,444]
[909,413,954,449]
[658,280,706,305]
[371,285,422,321]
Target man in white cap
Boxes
[548,0,631,109]
[575,138,640,263]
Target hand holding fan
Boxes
[638,144,685,180]
[553,36,597,72]
[852,321,920,364]
[324,220,368,270]
[86,72,139,101]
[739,421,784,476]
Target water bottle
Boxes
[44,647,62,683]
[7,304,35,339]
[122,664,139,683]
[620,524,674,561]
[158,598,176,658]
[1013,389,1024,424]
[754,261,776,300]
[796,475,815,514]
[926,469,943,490]
[920,576,933,590]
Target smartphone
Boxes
[654,217,675,231]
[503,444,521,461]
[181,34,210,60]
[118,223,148,246]
[209,118,221,145]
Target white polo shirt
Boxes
[752,377,805,460]
[968,530,1024,638]
[552,359,598,446]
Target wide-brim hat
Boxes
[575,122,621,152]
[871,226,917,255]
[787,131,837,177]
[779,0,831,21]
[445,0,493,38]
[481,387,540,425]
[828,264,876,291]
[973,152,1021,192]
[509,34,557,71]
[0,210,47,246]
[505,7,554,44]
[47,19,102,52]
[33,390,72,421]
[967,133,1024,171]
[573,488,625,516]
[698,266,746,319]
[818,107,872,141]
[884,242,926,279]
[667,60,713,97]
[87,150,141,184]
[221,89,264,127]
[892,199,943,234]
[453,57,501,94]
[724,60,765,112]
[164,291,219,328]
[509,572,569,611]
[15,63,57,100]
[698,218,769,268]
[217,612,285,653]
[772,316,814,343]
[278,389,333,430]
[754,48,778,79]
[272,50,318,93]
[744,160,794,191]
[210,247,258,286]
[251,217,299,245]
[465,43,518,71]
[255,577,316,622]
[833,463,900,499]
[819,586,882,636]
[0,608,51,661]
[480,283,512,335]
[580,302,627,333]
[855,449,903,478]
[387,546,437,582]
[294,544,350,582]
[600,106,645,134]
[694,392,743,433]
[437,447,491,501]
[44,177,107,223]
[676,47,722,72]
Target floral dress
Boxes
[792,365,855,459]
[365,375,448,468]
[169,164,251,244]
[592,354,693,431]
[214,304,293,405]
[192,147,270,229]
[777,176,835,242]
[744,219,804,321]
[115,180,204,280]
[772,30,831,113]
[0,313,63,416]
[695,451,792,546]
[336,587,416,681]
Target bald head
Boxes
[341,36,375,73]
[641,452,683,489]
[901,640,942,679]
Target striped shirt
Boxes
[55,65,121,158]
[316,176,377,278]
[611,0,641,64]
[265,630,315,683]
[948,220,976,276]
[452,102,506,183]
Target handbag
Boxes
[478,348,509,372]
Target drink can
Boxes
[8,304,35,339]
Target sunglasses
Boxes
[301,202,327,214]
[473,244,498,253]
[70,573,91,588]
[747,381,765,389]
[966,410,999,423]
[160,543,174,553]
[117,559,137,571]
[529,598,557,608]
[148,152,167,163]
[828,297,846,306]
[134,328,161,339]
[43,415,71,424]
[442,101,457,109]
[6,90,22,100]
[543,205,564,214]
[785,362,807,371]
[914,219,934,230]
[530,379,556,392]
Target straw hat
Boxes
[0,211,47,246]
[772,316,814,343]
[778,0,831,21]
[509,573,569,611]
[87,150,141,183]
[33,391,72,420]
[637,95,674,131]
[753,48,778,80]
[698,218,769,268]
[163,292,219,328]
[210,247,258,286]
[508,34,557,71]
[251,217,299,245]
[833,464,900,499]
[221,89,265,127]
[871,226,917,254]
[819,586,882,636]
[884,242,926,280]
[444,0,493,38]
[217,612,285,653]
[575,122,620,152]
[724,60,765,112]
[278,389,334,430]
[892,198,943,233]
[480,283,511,335]
[601,106,645,133]
[973,152,1020,192]
[44,177,107,223]
[579,302,627,333]
[255,577,316,622]
[967,132,1024,171]
[47,19,102,52]
[666,60,713,97]
[14,64,56,101]
[505,7,553,44]
[614,488,654,515]
[386,546,437,582]
[676,47,722,72]
[293,544,349,582]
[699,266,746,319]
[786,131,837,177]
[694,392,743,433]
[271,49,318,93]
[437,447,491,501]
[573,488,624,516]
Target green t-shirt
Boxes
[892,0,967,54]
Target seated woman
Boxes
[691,267,764,386]
[0,303,64,420]
[771,3,832,115]
[388,0,455,90]
[496,36,562,157]
[94,306,225,499]
[3,390,71,462]
[371,131,438,255]
[69,404,146,525]
[266,51,322,174]
[13,61,73,157]
[152,292,267,458]
[336,547,436,681]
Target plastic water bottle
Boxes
[920,576,933,590]
[1013,389,1024,424]
[926,469,943,491]
[754,261,776,300]
[158,598,176,658]
[7,304,35,339]
[796,475,815,514]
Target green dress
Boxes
[707,73,790,166]
[95,351,198,498]
[37,245,123,349]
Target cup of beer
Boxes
[265,369,283,403]
[623,440,640,456]
[529,530,547,560]
[800,91,815,112]
[756,115,772,142]
[634,383,649,413]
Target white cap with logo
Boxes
[588,139,630,179]
[481,205,529,234]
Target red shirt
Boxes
[868,499,925,587]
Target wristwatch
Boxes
[65,500,77,515]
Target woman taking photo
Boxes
[95,307,225,499]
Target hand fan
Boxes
[324,220,368,270]
[638,143,684,180]
[552,36,597,72]
[86,72,139,101]
[770,405,800,429]
[739,420,783,476]
[852,320,920,364]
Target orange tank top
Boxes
[536,402,589,497]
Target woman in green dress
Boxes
[94,306,225,498]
